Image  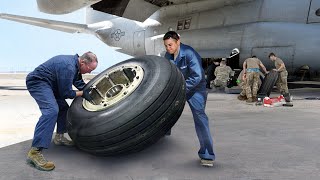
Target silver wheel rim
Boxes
[83,64,144,111]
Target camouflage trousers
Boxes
[277,70,289,94]
[213,78,228,87]
[245,72,260,98]
[239,81,246,96]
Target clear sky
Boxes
[0,1,132,73]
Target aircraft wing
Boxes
[0,13,93,34]
[90,0,255,22]
[91,0,160,22]
[35,0,255,22]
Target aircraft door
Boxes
[308,0,320,23]
[251,46,295,73]
[133,31,146,56]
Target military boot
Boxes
[283,93,293,107]
[246,97,254,103]
[53,133,74,146]
[26,147,55,171]
[237,95,247,101]
[252,96,257,102]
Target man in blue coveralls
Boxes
[163,31,215,167]
[26,51,98,171]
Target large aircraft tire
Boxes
[66,55,186,156]
[258,70,279,97]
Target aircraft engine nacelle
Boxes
[37,0,101,14]
[94,19,146,57]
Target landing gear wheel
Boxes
[67,55,186,156]
[258,70,279,98]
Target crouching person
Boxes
[26,52,98,171]
[243,56,268,103]
[213,58,232,88]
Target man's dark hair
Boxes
[268,52,276,58]
[163,31,180,41]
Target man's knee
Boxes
[42,105,59,118]
[213,79,220,86]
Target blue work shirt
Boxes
[27,54,85,99]
[164,43,206,96]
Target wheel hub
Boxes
[83,64,144,111]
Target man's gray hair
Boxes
[80,51,98,64]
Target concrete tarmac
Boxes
[1,76,320,180]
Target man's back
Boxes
[213,65,232,87]
[215,65,232,80]
[244,58,261,69]
[27,54,81,99]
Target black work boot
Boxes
[283,93,293,107]
[26,147,55,171]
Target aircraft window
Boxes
[316,8,320,16]
[177,18,192,31]
[184,19,191,29]
[177,20,184,30]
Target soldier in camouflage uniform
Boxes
[237,70,247,100]
[243,56,268,103]
[213,59,232,87]
[269,53,292,105]
[268,53,289,94]
[237,69,264,101]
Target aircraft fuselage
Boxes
[92,0,320,75]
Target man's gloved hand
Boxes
[82,88,94,103]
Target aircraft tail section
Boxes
[0,13,96,34]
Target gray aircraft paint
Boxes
[88,0,320,73]
[1,0,320,73]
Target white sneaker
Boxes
[53,134,74,146]
[200,159,214,167]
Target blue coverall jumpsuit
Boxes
[26,54,85,149]
[165,43,215,160]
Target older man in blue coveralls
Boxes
[26,52,98,171]
[163,31,215,167]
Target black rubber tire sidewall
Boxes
[258,70,279,97]
[67,55,186,155]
